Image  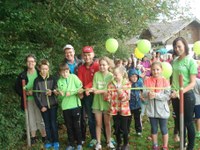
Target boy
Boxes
[77,46,99,147]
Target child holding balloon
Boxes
[142,62,170,150]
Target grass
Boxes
[18,110,200,150]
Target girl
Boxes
[171,37,197,150]
[57,63,83,150]
[105,66,131,150]
[33,59,59,150]
[92,57,115,150]
[142,62,170,150]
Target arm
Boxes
[183,74,196,94]
[33,79,43,109]
[69,75,83,96]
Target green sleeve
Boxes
[69,75,83,96]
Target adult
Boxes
[63,44,82,74]
[171,37,197,150]
[15,54,46,145]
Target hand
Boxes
[66,92,70,97]
[53,89,60,96]
[148,91,156,99]
[41,107,47,112]
[46,89,52,96]
[26,90,33,96]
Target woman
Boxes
[171,37,197,150]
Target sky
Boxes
[179,0,200,19]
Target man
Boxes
[63,44,82,74]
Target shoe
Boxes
[42,136,47,143]
[110,137,116,145]
[53,142,59,150]
[162,146,168,150]
[116,145,122,150]
[77,145,82,150]
[122,144,129,150]
[107,141,115,149]
[88,139,97,147]
[45,142,52,149]
[81,140,85,145]
[31,137,37,145]
[152,145,159,150]
[95,143,102,150]
[66,146,75,150]
[174,134,180,142]
[137,132,142,136]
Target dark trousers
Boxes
[80,93,96,140]
[63,107,82,146]
[127,108,142,133]
[113,113,129,146]
[41,106,58,143]
[172,90,196,149]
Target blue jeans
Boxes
[41,106,58,143]
[149,118,168,135]
[81,93,96,140]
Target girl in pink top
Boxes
[105,66,131,150]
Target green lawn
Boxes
[19,113,200,150]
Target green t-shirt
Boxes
[26,70,38,101]
[172,55,197,90]
[92,71,113,111]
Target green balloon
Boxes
[162,62,172,79]
[137,39,151,54]
[194,41,200,55]
[105,38,119,53]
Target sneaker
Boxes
[152,145,159,150]
[110,137,116,145]
[53,142,59,150]
[137,132,142,136]
[66,146,75,150]
[31,137,37,145]
[81,140,85,145]
[88,139,97,147]
[107,141,115,149]
[95,143,102,150]
[174,134,180,142]
[45,142,52,149]
[77,145,83,150]
[162,146,168,150]
[42,136,47,143]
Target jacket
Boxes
[143,76,170,119]
[33,74,58,110]
[15,69,39,110]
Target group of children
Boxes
[16,37,200,150]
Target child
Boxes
[77,46,99,147]
[105,66,131,150]
[57,63,83,150]
[142,62,170,150]
[193,78,200,139]
[92,56,115,150]
[33,59,59,150]
[127,69,143,136]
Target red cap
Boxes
[82,46,94,53]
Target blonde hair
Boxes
[113,66,128,79]
[151,61,162,70]
[99,56,115,72]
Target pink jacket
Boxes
[104,79,131,116]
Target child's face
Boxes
[113,70,123,81]
[130,74,138,83]
[60,70,70,78]
[82,52,94,64]
[40,65,49,77]
[151,64,162,78]
[99,60,109,73]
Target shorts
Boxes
[194,105,200,119]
